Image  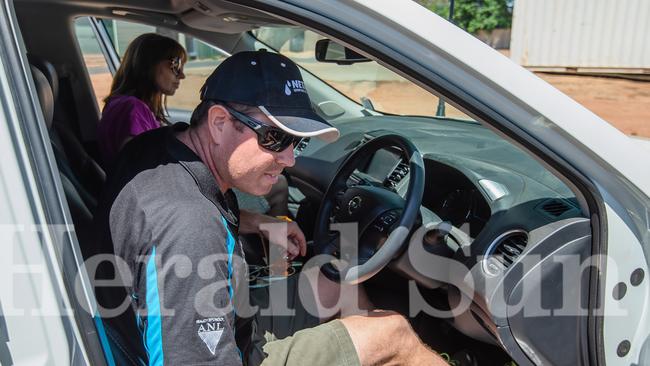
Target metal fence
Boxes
[510,0,650,74]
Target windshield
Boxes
[251,27,474,121]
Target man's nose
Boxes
[276,145,295,168]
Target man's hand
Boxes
[239,210,307,260]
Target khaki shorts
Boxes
[246,274,360,366]
[261,319,359,366]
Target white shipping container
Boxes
[510,0,650,73]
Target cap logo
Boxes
[285,80,307,96]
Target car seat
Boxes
[28,54,106,205]
[30,61,144,366]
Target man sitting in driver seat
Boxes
[93,50,445,365]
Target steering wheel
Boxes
[313,134,425,284]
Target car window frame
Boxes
[227,2,648,366]
[7,1,648,364]
[89,16,120,74]
[249,3,650,366]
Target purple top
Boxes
[98,95,161,164]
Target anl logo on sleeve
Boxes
[284,80,307,95]
[196,317,225,355]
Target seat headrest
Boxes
[27,54,58,101]
[30,65,54,129]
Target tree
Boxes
[416,0,450,17]
[415,0,512,33]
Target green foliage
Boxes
[416,0,450,17]
[416,0,512,33]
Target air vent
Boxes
[483,231,528,275]
[538,199,576,218]
[384,161,409,188]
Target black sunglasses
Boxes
[223,105,303,152]
[170,56,183,77]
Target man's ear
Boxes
[206,104,229,144]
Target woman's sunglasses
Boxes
[170,56,183,77]
[223,105,303,153]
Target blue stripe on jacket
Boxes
[221,216,236,301]
[145,246,164,365]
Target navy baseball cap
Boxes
[200,50,340,142]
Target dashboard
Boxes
[352,144,492,238]
[291,114,584,238]
[287,114,591,351]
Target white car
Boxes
[0,0,648,365]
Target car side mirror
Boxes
[315,39,371,65]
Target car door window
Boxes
[74,17,229,113]
[252,27,474,121]
[74,17,113,108]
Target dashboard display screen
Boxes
[365,149,400,181]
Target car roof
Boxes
[15,0,288,33]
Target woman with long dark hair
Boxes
[98,33,187,164]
